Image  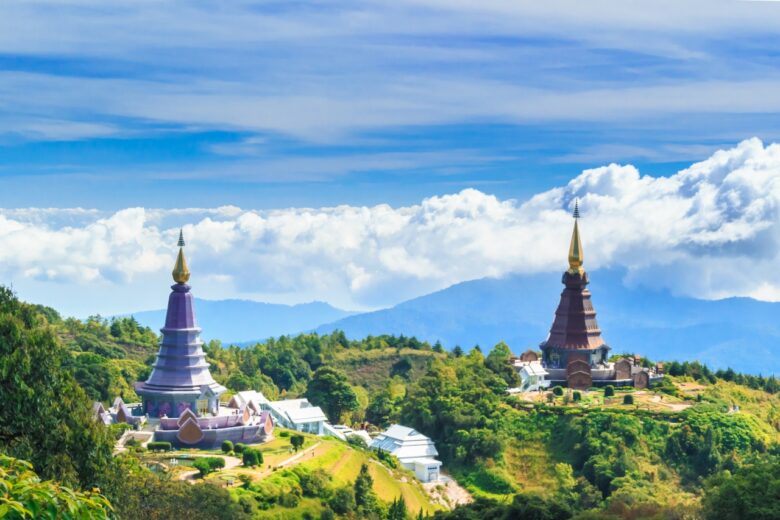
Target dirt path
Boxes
[329,448,355,475]
[649,394,692,412]
[247,442,325,480]
[175,453,243,481]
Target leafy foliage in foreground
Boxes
[0,455,111,519]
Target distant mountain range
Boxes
[128,299,354,344]
[316,269,780,375]
[126,271,780,375]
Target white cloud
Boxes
[4,138,780,316]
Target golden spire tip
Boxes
[172,229,191,284]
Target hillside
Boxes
[317,269,780,375]
[128,299,354,343]
[134,430,442,519]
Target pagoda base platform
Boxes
[153,424,268,449]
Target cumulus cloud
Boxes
[3,138,780,316]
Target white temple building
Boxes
[228,391,329,435]
[370,424,442,482]
[508,359,550,393]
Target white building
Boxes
[266,398,329,435]
[370,424,442,482]
[227,391,329,435]
[509,360,550,392]
[326,424,372,444]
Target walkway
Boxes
[176,453,243,481]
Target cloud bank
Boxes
[3,138,780,316]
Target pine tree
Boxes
[354,463,374,508]
[388,496,409,520]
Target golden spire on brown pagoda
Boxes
[172,229,191,284]
[567,200,584,275]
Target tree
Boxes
[366,389,398,428]
[329,486,355,515]
[354,463,377,511]
[305,366,359,422]
[192,459,213,478]
[221,440,233,454]
[452,345,463,358]
[0,454,112,519]
[291,434,305,452]
[0,286,114,489]
[242,449,263,467]
[388,496,409,520]
[703,461,780,520]
[485,342,519,386]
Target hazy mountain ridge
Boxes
[123,271,780,374]
[128,299,354,344]
[315,269,780,375]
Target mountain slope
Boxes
[128,299,354,344]
[316,269,780,374]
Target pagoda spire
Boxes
[567,200,584,275]
[172,229,191,284]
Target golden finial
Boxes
[172,229,191,284]
[567,200,584,275]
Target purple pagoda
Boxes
[125,231,274,448]
[135,231,226,418]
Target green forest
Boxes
[2,285,780,519]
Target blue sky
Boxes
[4,1,780,317]
[3,1,780,209]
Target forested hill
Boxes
[5,284,780,519]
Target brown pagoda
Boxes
[540,202,610,389]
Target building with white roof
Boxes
[369,424,442,482]
[266,398,328,435]
[510,360,550,392]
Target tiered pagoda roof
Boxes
[135,231,226,397]
[540,202,607,352]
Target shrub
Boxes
[206,457,225,470]
[279,430,290,437]
[147,441,172,452]
[234,443,246,454]
[470,466,516,494]
[279,487,302,508]
[243,448,263,467]
[221,440,233,453]
[329,486,356,515]
[572,391,582,402]
[553,386,564,396]
[604,385,615,398]
[347,435,368,450]
[192,459,212,478]
[238,474,252,489]
[291,434,305,452]
[297,468,332,498]
[623,394,634,405]
[109,422,133,440]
